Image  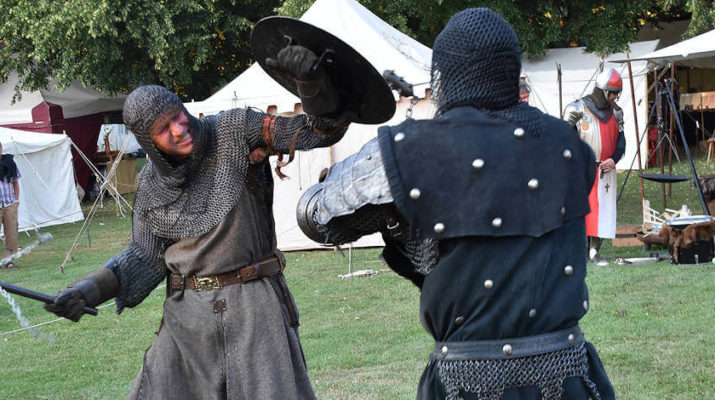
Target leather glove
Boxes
[44,286,87,322]
[44,266,119,322]
[266,45,338,115]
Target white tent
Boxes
[611,29,715,68]
[0,127,84,233]
[185,0,431,115]
[522,40,660,171]
[0,72,125,125]
[186,0,434,251]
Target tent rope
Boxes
[8,137,55,194]
[0,284,166,338]
[578,59,603,99]
[17,210,84,231]
[60,134,136,272]
[68,139,133,215]
[523,75,548,112]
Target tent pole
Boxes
[557,63,563,118]
[626,53,645,218]
[666,83,709,215]
[668,64,675,197]
[702,103,706,142]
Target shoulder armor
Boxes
[378,106,594,239]
[315,137,393,225]
[562,101,584,127]
[613,105,624,132]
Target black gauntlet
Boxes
[266,45,339,115]
[44,263,120,322]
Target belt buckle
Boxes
[194,275,220,291]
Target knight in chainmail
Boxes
[563,69,626,264]
[44,45,351,399]
[297,8,615,400]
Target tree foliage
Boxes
[662,0,715,36]
[0,0,280,101]
[278,0,708,56]
[0,0,711,101]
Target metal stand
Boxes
[665,84,710,215]
[348,243,353,281]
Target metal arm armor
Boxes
[316,137,393,225]
[297,137,392,244]
[613,105,624,133]
[296,137,440,277]
[562,101,584,127]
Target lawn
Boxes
[0,150,713,399]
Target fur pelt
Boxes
[659,221,715,263]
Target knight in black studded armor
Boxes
[44,45,350,399]
[298,8,615,400]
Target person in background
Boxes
[0,142,20,269]
[564,68,626,264]
[519,78,531,103]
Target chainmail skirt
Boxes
[421,326,601,400]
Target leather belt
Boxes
[432,326,583,361]
[169,251,285,292]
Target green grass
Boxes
[0,151,713,399]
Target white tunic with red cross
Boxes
[576,101,620,238]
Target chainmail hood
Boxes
[123,85,248,238]
[589,87,611,110]
[431,8,522,115]
[123,85,205,178]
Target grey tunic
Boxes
[127,163,315,400]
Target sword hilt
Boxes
[0,281,98,316]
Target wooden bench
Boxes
[613,225,643,247]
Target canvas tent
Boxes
[522,40,660,171]
[0,127,84,234]
[185,0,431,115]
[612,29,715,68]
[0,73,125,125]
[0,73,126,191]
[185,0,434,251]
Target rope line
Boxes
[0,285,167,337]
[60,135,137,272]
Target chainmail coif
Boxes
[123,85,247,238]
[431,8,521,115]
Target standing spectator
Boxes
[519,78,531,103]
[0,142,20,269]
[564,69,626,264]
